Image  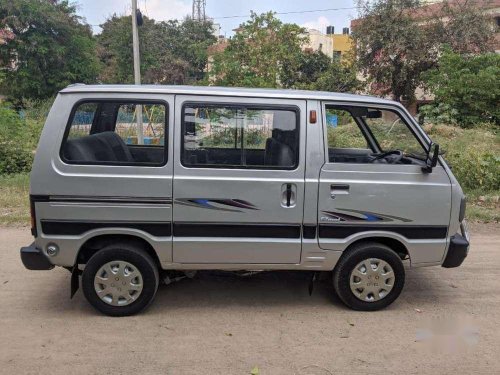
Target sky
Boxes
[74,0,359,36]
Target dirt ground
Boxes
[0,224,499,375]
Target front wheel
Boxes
[82,243,159,316]
[333,242,405,311]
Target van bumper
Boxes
[442,221,470,268]
[20,243,54,270]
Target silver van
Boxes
[20,85,469,316]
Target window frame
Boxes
[323,102,428,165]
[59,98,169,167]
[180,101,301,170]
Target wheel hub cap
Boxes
[94,261,143,306]
[350,258,395,302]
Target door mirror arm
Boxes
[422,143,440,173]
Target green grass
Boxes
[465,189,500,223]
[0,173,30,226]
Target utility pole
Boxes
[131,0,144,144]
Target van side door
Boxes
[317,102,451,266]
[172,96,307,264]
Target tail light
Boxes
[30,197,37,237]
[459,197,466,223]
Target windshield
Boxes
[362,109,426,157]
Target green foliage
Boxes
[209,12,307,88]
[422,50,500,127]
[308,58,361,93]
[285,51,360,93]
[424,124,500,191]
[98,16,216,84]
[209,13,359,93]
[0,0,100,103]
[0,104,33,174]
[293,51,331,87]
[352,0,495,102]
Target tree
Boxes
[162,18,218,81]
[209,12,308,88]
[281,50,330,88]
[352,0,495,102]
[309,59,361,93]
[0,0,100,102]
[286,50,360,93]
[422,49,500,126]
[97,16,216,84]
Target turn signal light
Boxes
[309,110,317,124]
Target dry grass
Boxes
[0,174,30,226]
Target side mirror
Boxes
[422,143,440,173]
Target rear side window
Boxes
[61,101,167,166]
[182,104,299,169]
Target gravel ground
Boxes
[0,224,499,375]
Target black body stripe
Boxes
[302,225,317,239]
[173,223,301,238]
[318,224,447,239]
[41,220,172,237]
[40,220,446,240]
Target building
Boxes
[303,28,334,57]
[326,26,354,61]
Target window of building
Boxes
[182,104,299,169]
[61,101,167,166]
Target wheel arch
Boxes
[77,234,162,269]
[342,236,410,262]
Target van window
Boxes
[326,105,426,164]
[61,101,167,166]
[326,108,368,150]
[182,104,299,169]
[364,111,424,156]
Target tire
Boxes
[82,243,159,316]
[333,242,405,311]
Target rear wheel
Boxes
[82,243,159,316]
[333,242,405,311]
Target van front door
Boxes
[172,96,307,264]
[318,103,451,265]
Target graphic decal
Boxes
[175,198,258,212]
[321,209,412,223]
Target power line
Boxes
[88,5,360,28]
[212,6,360,20]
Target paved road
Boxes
[0,225,499,375]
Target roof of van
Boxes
[60,84,397,106]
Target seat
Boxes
[264,129,295,167]
[64,131,134,163]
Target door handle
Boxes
[281,183,296,208]
[330,184,349,199]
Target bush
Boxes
[0,104,35,174]
[445,150,499,191]
[424,124,499,192]
[422,50,500,127]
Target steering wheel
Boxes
[370,150,404,164]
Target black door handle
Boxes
[330,184,350,190]
[286,183,292,207]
